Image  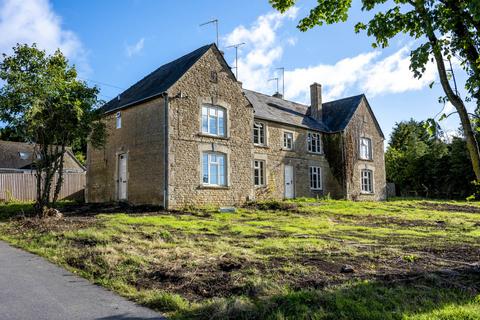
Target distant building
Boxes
[0,140,85,173]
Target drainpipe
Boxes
[162,92,169,210]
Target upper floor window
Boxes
[361,169,373,193]
[283,132,293,150]
[359,137,372,160]
[253,122,266,145]
[309,166,323,190]
[116,112,122,129]
[254,160,266,186]
[202,152,226,186]
[202,105,226,137]
[307,132,322,154]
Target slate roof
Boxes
[243,90,330,132]
[244,89,367,133]
[102,44,214,113]
[0,140,85,171]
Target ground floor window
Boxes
[309,166,322,190]
[361,169,373,193]
[254,160,266,186]
[202,152,226,186]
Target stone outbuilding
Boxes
[86,44,386,209]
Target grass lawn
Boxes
[0,199,479,319]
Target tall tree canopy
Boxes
[386,119,474,197]
[270,0,480,180]
[0,44,106,213]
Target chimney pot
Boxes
[310,83,322,121]
[272,92,283,99]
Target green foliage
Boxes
[386,119,475,198]
[269,0,480,182]
[0,44,106,211]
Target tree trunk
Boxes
[416,0,480,180]
[52,146,65,205]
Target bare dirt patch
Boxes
[419,202,480,214]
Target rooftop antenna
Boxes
[268,77,279,95]
[226,42,245,79]
[200,19,219,47]
[276,67,285,97]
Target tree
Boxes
[270,0,480,180]
[0,44,106,213]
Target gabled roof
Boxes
[0,140,85,171]
[102,44,215,113]
[322,94,365,132]
[243,89,329,131]
[244,89,373,134]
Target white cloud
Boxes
[0,0,89,75]
[225,9,437,104]
[125,38,145,57]
[224,7,298,92]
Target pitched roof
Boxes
[244,89,369,133]
[0,140,85,171]
[102,44,214,113]
[322,94,365,131]
[243,89,329,131]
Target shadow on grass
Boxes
[170,266,480,320]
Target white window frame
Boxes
[116,112,122,129]
[253,121,266,146]
[307,132,322,154]
[254,160,266,187]
[202,152,227,186]
[201,105,226,137]
[309,166,323,190]
[361,169,374,193]
[283,131,294,150]
[359,137,372,160]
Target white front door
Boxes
[118,153,128,200]
[284,165,294,199]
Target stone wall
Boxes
[252,120,344,200]
[165,48,254,209]
[86,96,166,205]
[343,98,386,201]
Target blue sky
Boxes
[0,0,473,141]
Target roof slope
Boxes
[0,140,85,171]
[322,94,365,131]
[102,44,214,113]
[244,90,330,131]
[244,89,367,133]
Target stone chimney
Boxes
[310,83,322,121]
[272,92,283,99]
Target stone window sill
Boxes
[197,133,230,140]
[360,191,375,195]
[307,151,324,156]
[198,185,230,190]
[281,148,294,152]
[359,157,374,162]
[254,144,269,149]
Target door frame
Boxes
[284,164,295,199]
[117,152,128,201]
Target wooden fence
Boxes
[0,172,85,202]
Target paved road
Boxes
[0,241,165,320]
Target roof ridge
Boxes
[243,89,309,108]
[323,93,365,105]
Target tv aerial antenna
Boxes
[268,77,280,95]
[200,19,219,47]
[226,42,245,79]
[276,67,285,97]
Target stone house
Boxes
[86,44,386,209]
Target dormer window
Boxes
[116,112,122,129]
[201,105,226,137]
